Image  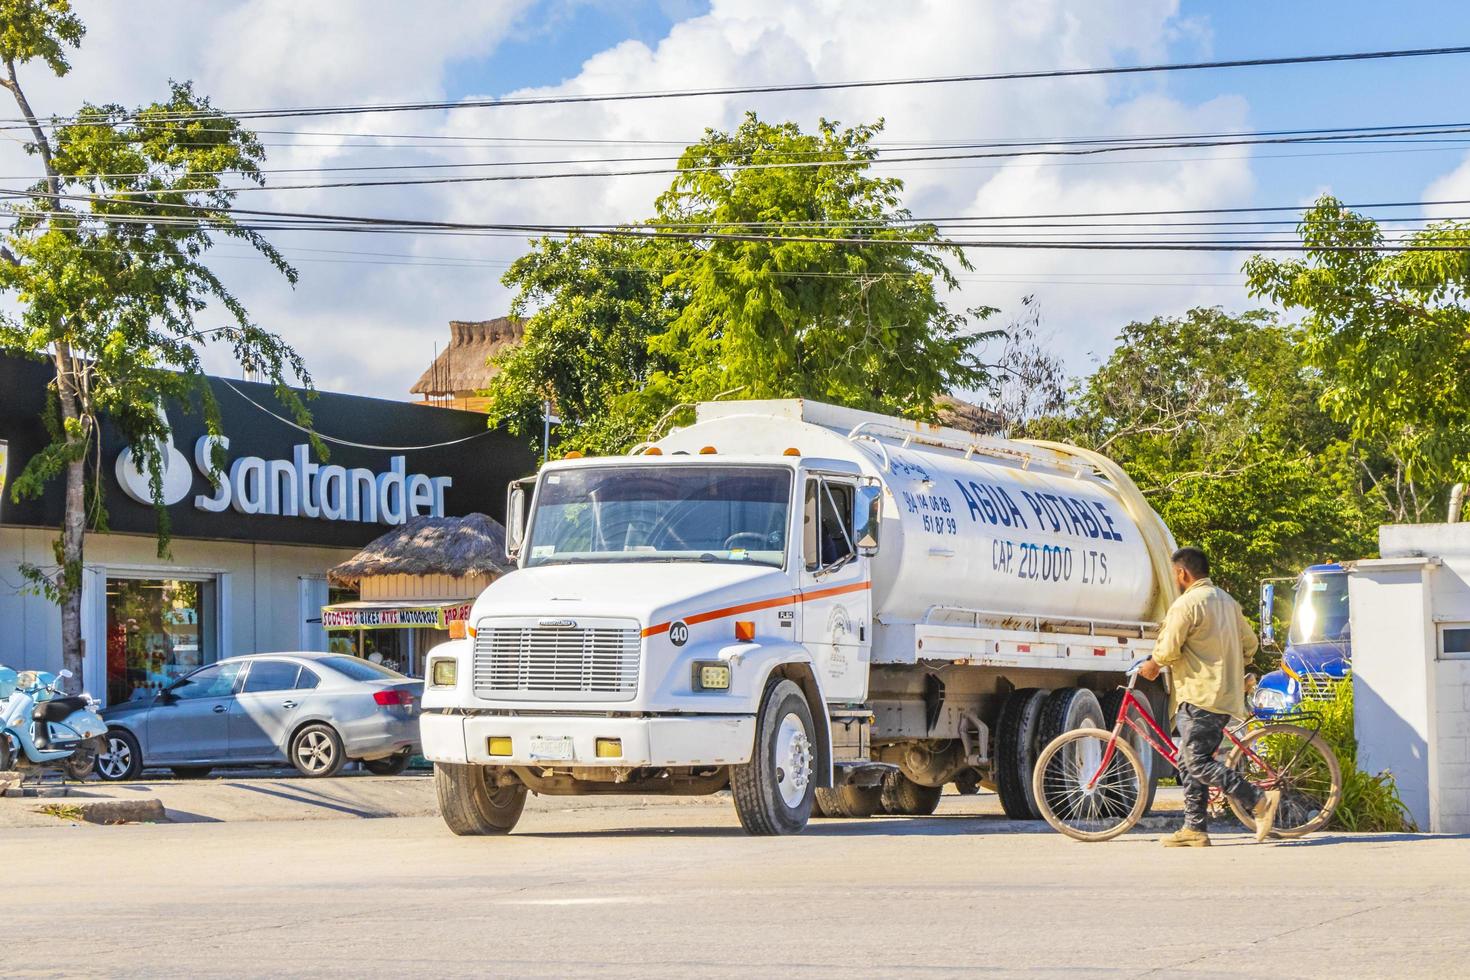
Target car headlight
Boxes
[430,659,457,687]
[1251,686,1290,713]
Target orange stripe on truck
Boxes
[641,581,871,637]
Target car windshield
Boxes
[525,465,791,568]
[1288,572,1350,644]
[319,655,406,682]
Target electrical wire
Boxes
[7,44,1469,128]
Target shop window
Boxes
[106,577,218,704]
[1440,625,1470,660]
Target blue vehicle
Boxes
[1250,563,1352,719]
[0,666,109,777]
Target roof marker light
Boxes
[644,447,663,455]
[563,450,583,459]
[782,447,801,456]
[699,446,717,455]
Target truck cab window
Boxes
[805,479,855,572]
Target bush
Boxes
[1299,680,1416,832]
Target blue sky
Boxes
[21,0,1470,397]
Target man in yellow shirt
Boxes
[1139,547,1281,847]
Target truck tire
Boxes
[1100,687,1162,814]
[1038,688,1105,748]
[995,688,1050,819]
[731,679,817,835]
[434,763,527,836]
[813,784,883,818]
[880,771,943,816]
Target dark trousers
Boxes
[1176,702,1262,831]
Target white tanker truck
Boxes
[420,399,1178,835]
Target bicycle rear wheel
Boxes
[1226,723,1342,838]
[1033,727,1148,842]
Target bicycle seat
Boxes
[32,696,88,722]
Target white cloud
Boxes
[1,0,1261,398]
[1424,154,1470,220]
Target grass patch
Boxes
[36,802,85,822]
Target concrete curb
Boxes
[35,798,168,825]
[0,770,20,795]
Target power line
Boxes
[8,44,1470,129]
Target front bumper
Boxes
[419,711,755,767]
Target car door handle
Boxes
[280,700,298,709]
[212,704,227,713]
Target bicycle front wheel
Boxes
[1033,727,1148,842]
[1226,723,1342,838]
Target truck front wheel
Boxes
[731,679,816,835]
[435,763,527,836]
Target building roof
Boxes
[935,395,1004,435]
[410,317,525,396]
[328,513,513,586]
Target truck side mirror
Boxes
[853,484,882,556]
[1259,582,1275,644]
[506,477,534,561]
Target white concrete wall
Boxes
[1349,559,1436,829]
[0,526,356,695]
[1353,523,1470,833]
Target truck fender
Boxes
[418,638,474,710]
[748,647,834,790]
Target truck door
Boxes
[800,476,871,702]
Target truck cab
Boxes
[1251,563,1351,718]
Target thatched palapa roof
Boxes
[935,395,1003,435]
[410,317,525,396]
[329,513,513,587]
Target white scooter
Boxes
[0,666,108,778]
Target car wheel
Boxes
[171,766,213,780]
[363,751,411,776]
[97,730,144,782]
[290,723,346,778]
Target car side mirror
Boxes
[506,477,535,561]
[1259,582,1276,644]
[853,484,882,557]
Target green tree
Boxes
[0,0,309,688]
[1046,308,1382,664]
[486,114,995,453]
[1244,196,1467,520]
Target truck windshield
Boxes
[525,465,791,568]
[1288,572,1350,644]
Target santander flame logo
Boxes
[114,405,192,506]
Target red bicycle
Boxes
[1032,665,1342,842]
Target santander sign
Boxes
[114,411,452,526]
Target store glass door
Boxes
[105,577,218,705]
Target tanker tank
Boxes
[655,399,1174,634]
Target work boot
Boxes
[1161,827,1211,847]
[1253,790,1282,843]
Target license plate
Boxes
[528,736,575,761]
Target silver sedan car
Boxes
[97,653,422,780]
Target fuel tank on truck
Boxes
[653,400,1175,632]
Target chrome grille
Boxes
[472,621,640,701]
[1299,675,1343,702]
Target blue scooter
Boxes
[0,666,108,779]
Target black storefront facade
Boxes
[0,356,534,706]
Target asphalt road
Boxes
[8,793,1467,979]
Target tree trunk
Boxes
[55,349,87,694]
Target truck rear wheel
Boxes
[731,679,816,835]
[1038,688,1105,748]
[435,763,527,836]
[995,688,1050,819]
[1100,687,1162,814]
[881,771,943,816]
[813,784,883,818]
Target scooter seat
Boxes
[32,696,89,723]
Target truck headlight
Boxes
[430,659,457,687]
[1251,686,1290,714]
[691,661,730,691]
